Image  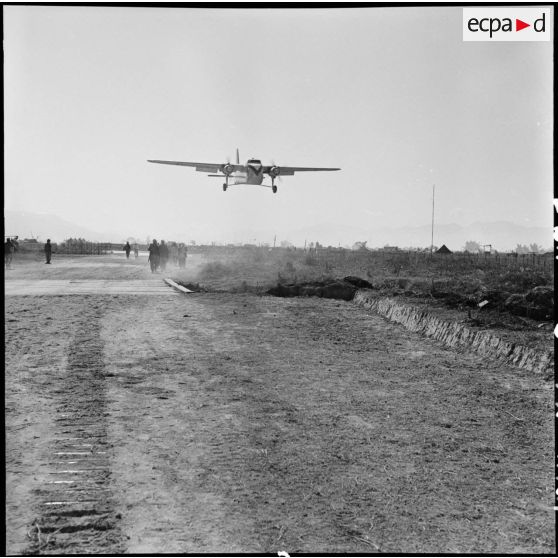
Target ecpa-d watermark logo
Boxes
[463,8,551,41]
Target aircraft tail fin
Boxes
[236,148,240,164]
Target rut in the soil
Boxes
[26,319,124,555]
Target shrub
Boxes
[198,261,232,280]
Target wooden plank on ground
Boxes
[163,278,194,294]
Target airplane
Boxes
[147,149,340,193]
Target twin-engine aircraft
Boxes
[148,149,340,193]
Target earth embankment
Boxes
[353,291,553,377]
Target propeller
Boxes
[270,160,283,184]
[267,159,282,193]
[222,154,234,176]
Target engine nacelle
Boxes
[269,166,281,178]
[222,163,234,175]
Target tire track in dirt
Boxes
[5,297,72,555]
[26,314,124,554]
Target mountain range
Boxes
[5,211,121,243]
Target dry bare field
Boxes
[4,252,554,554]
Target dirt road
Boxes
[4,255,554,554]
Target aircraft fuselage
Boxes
[233,159,264,185]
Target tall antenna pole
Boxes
[430,184,435,255]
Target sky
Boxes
[4,6,554,246]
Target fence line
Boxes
[312,249,553,273]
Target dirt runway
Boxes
[4,255,554,554]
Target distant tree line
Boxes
[44,236,551,255]
[59,237,110,255]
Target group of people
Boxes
[5,235,189,271]
[4,237,52,268]
[147,240,188,273]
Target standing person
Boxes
[159,240,169,272]
[44,239,52,264]
[4,238,14,269]
[147,239,160,273]
[123,241,131,259]
[134,244,139,258]
[178,243,187,269]
[170,242,178,267]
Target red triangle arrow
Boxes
[516,18,530,31]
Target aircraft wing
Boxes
[148,160,244,173]
[262,166,340,176]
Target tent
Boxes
[436,244,452,254]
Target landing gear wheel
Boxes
[272,185,277,194]
[223,183,228,191]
